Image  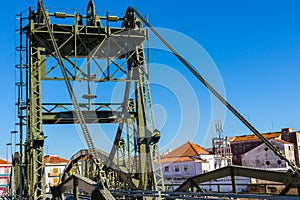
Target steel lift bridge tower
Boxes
[15,0,300,199]
[15,0,163,199]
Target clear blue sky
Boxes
[1,0,300,160]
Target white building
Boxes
[160,142,214,190]
[241,139,295,169]
[44,155,68,193]
[160,142,250,192]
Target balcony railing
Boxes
[0,173,10,177]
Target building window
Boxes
[266,161,270,166]
[277,160,282,165]
[184,165,188,172]
[53,168,58,173]
[174,166,180,172]
[264,147,269,151]
[164,166,169,172]
[53,177,59,184]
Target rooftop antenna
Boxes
[212,120,232,168]
[215,119,223,139]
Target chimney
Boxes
[282,128,294,134]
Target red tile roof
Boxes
[44,155,68,164]
[0,158,10,165]
[232,132,281,142]
[162,142,209,158]
[160,156,207,163]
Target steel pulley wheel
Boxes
[87,0,96,26]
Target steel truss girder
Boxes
[51,174,115,200]
[29,22,147,82]
[42,110,129,124]
[59,149,137,190]
[176,165,300,194]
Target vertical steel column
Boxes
[73,177,79,200]
[230,167,237,194]
[13,153,20,199]
[28,36,45,199]
[126,14,164,190]
[135,68,149,190]
[128,46,154,190]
